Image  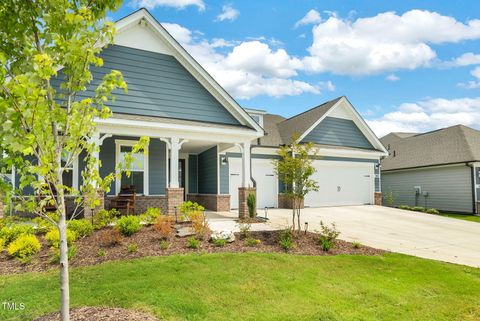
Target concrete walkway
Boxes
[207,206,480,267]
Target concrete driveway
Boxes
[264,205,480,267]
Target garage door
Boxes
[305,161,374,207]
[229,158,278,209]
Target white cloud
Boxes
[303,10,480,75]
[295,9,322,28]
[131,0,205,11]
[367,97,480,137]
[163,23,320,99]
[386,74,400,82]
[447,52,480,66]
[319,80,335,91]
[458,66,480,89]
[216,4,240,22]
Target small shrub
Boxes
[426,208,440,215]
[7,234,41,261]
[32,217,54,234]
[0,224,35,245]
[45,229,77,248]
[238,222,251,239]
[93,209,119,230]
[154,215,174,240]
[97,229,122,247]
[186,237,201,249]
[115,215,141,236]
[97,249,106,257]
[244,237,261,247]
[352,241,362,249]
[212,238,226,247]
[180,201,205,221]
[247,193,256,218]
[127,243,138,253]
[399,205,412,210]
[139,207,161,225]
[190,211,210,240]
[412,206,426,212]
[49,245,77,264]
[383,191,396,207]
[317,221,340,251]
[159,240,170,250]
[68,219,93,238]
[278,227,295,252]
[0,238,4,252]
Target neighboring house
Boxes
[381,125,480,214]
[6,8,388,217]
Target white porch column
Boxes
[241,141,251,187]
[161,137,188,188]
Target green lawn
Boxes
[1,253,480,321]
[437,212,480,223]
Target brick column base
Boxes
[166,188,184,215]
[84,190,105,219]
[238,187,256,219]
[374,192,383,206]
[278,194,304,209]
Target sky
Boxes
[110,0,480,137]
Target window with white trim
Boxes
[116,140,149,195]
[61,152,78,190]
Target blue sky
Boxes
[110,0,480,136]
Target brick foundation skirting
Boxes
[166,188,184,215]
[105,195,167,215]
[374,192,383,206]
[238,187,256,219]
[278,194,304,209]
[187,194,230,212]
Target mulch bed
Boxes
[34,306,159,321]
[0,226,385,275]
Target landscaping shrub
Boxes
[238,222,251,239]
[97,249,106,257]
[278,227,295,252]
[7,234,41,261]
[247,193,256,218]
[352,241,362,249]
[0,238,4,252]
[115,215,141,236]
[68,219,93,238]
[244,237,261,247]
[139,207,161,225]
[159,240,170,250]
[45,229,77,248]
[399,205,412,210]
[49,245,77,264]
[0,224,35,245]
[412,206,426,212]
[190,211,210,240]
[32,217,55,234]
[212,238,226,247]
[318,221,340,251]
[97,229,122,247]
[93,209,119,230]
[426,208,440,214]
[180,201,205,221]
[186,237,201,249]
[127,243,138,253]
[154,215,174,240]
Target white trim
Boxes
[297,97,388,155]
[383,163,468,174]
[472,164,478,214]
[114,9,264,135]
[317,147,384,159]
[72,157,79,191]
[115,139,149,195]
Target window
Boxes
[61,152,78,191]
[115,140,148,195]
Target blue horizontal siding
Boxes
[52,45,241,125]
[302,117,374,149]
[198,147,218,194]
[188,154,198,194]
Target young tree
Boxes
[274,136,319,233]
[0,1,147,320]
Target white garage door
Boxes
[229,158,278,209]
[305,161,374,207]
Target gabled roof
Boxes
[255,114,286,146]
[113,8,264,135]
[380,125,480,171]
[277,97,342,144]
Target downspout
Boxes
[470,162,478,215]
[249,144,278,188]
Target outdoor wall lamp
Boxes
[221,156,228,166]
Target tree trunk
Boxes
[297,206,301,234]
[56,181,70,321]
[291,199,296,231]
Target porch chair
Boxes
[109,185,136,215]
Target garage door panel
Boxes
[305,161,373,207]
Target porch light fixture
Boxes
[304,222,308,234]
[221,155,228,166]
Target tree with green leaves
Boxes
[274,136,319,233]
[0,1,147,320]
